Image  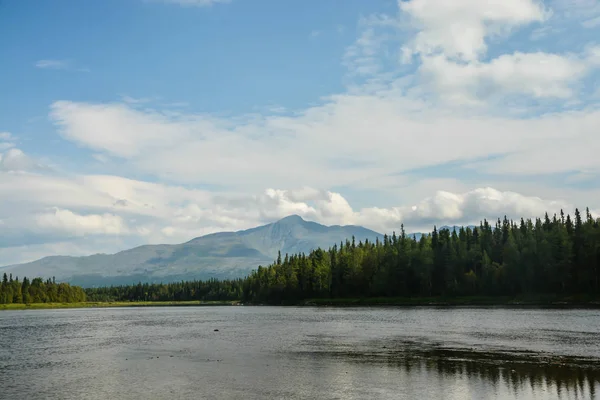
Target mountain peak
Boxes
[276,214,306,224]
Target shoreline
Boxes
[2,295,600,310]
[0,300,240,310]
[299,295,600,307]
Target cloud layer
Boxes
[0,154,595,265]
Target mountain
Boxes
[2,215,383,287]
[408,225,478,241]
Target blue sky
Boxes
[1,0,600,265]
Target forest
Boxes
[0,274,87,304]
[85,278,243,302]
[85,208,600,305]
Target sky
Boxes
[1,0,600,266]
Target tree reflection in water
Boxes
[294,339,600,399]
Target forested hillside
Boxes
[86,209,600,304]
[0,273,87,304]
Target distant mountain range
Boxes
[410,225,478,240]
[1,215,383,287]
[1,217,479,287]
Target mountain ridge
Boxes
[2,217,481,287]
[2,215,383,286]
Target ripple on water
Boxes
[1,306,599,400]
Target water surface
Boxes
[1,306,599,399]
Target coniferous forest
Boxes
[0,274,87,304]
[85,208,600,305]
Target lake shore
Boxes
[2,295,600,310]
[0,300,240,310]
[301,295,600,307]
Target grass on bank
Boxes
[2,295,600,310]
[0,300,240,310]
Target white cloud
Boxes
[0,161,589,237]
[35,59,89,72]
[120,95,159,104]
[92,153,110,164]
[391,0,600,103]
[420,51,588,101]
[284,186,579,232]
[0,148,41,172]
[0,132,15,151]
[343,27,390,76]
[35,208,129,236]
[399,0,547,62]
[582,15,600,28]
[49,101,190,158]
[586,45,600,66]
[35,59,70,70]
[41,1,600,192]
[0,148,597,264]
[0,132,13,141]
[47,93,600,191]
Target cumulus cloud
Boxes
[389,0,600,103]
[0,166,586,237]
[0,148,42,172]
[399,0,548,62]
[35,208,129,236]
[421,51,588,101]
[257,186,578,232]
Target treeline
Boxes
[84,208,600,305]
[0,273,86,304]
[242,208,600,303]
[85,278,243,302]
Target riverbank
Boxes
[0,300,240,310]
[301,294,600,307]
[2,295,599,310]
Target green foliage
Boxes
[0,275,86,305]
[30,208,600,307]
[85,278,243,302]
[242,209,600,304]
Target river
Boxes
[1,306,599,399]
